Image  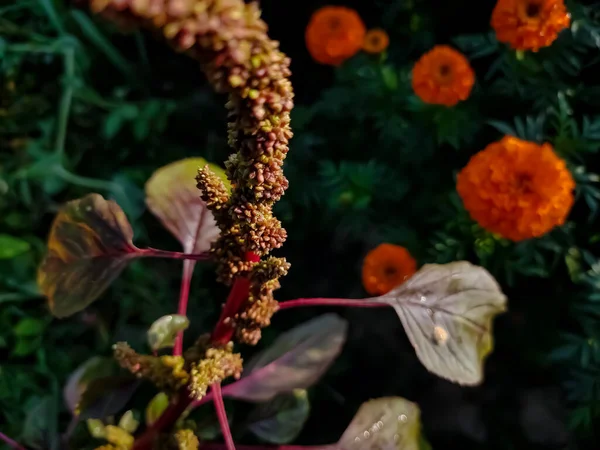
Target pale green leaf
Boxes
[145,158,227,254]
[118,410,139,434]
[338,397,422,450]
[145,392,169,426]
[377,261,507,385]
[147,314,189,351]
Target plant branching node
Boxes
[189,341,243,400]
[113,342,190,392]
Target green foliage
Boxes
[3,0,600,449]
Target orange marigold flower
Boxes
[363,28,389,54]
[457,136,575,242]
[362,244,417,295]
[411,45,475,107]
[491,0,571,51]
[305,6,366,66]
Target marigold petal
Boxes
[491,0,571,51]
[362,244,417,295]
[305,6,366,66]
[457,136,575,241]
[411,45,475,107]
[363,28,389,54]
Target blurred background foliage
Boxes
[2,0,600,449]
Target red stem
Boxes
[0,432,26,450]
[278,298,389,310]
[211,252,260,345]
[137,247,211,261]
[190,378,239,409]
[132,390,192,450]
[173,259,196,356]
[200,445,334,450]
[132,252,259,449]
[212,383,236,450]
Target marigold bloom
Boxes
[457,136,575,242]
[491,0,571,51]
[363,28,389,54]
[362,244,417,295]
[411,45,475,107]
[305,6,366,66]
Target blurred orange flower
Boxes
[491,0,571,51]
[363,28,389,54]
[305,6,366,66]
[457,136,575,242]
[411,45,475,107]
[362,244,417,295]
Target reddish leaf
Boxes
[337,397,423,450]
[37,193,139,318]
[145,158,227,254]
[64,356,115,414]
[225,314,347,402]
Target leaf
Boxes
[377,261,507,385]
[145,392,169,426]
[63,356,116,414]
[381,66,398,90]
[147,314,190,351]
[87,418,106,439]
[37,193,139,318]
[337,397,422,450]
[247,389,310,444]
[110,173,146,221]
[22,396,57,450]
[0,234,30,259]
[78,376,139,420]
[71,10,133,77]
[104,105,137,139]
[14,317,46,337]
[225,314,347,402]
[118,410,139,434]
[12,336,42,356]
[145,158,228,254]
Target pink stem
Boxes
[0,432,26,450]
[191,390,214,408]
[200,445,335,450]
[212,383,236,450]
[173,259,196,356]
[137,247,211,261]
[190,380,239,409]
[278,298,389,310]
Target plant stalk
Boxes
[55,45,75,158]
[200,445,334,450]
[211,252,260,345]
[0,432,26,450]
[173,259,196,356]
[138,248,211,261]
[212,383,236,450]
[132,390,192,450]
[278,298,389,310]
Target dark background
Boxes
[2,1,600,449]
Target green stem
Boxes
[135,31,150,69]
[6,43,62,53]
[55,46,75,158]
[515,50,525,61]
[53,165,120,192]
[0,2,34,15]
[74,88,119,110]
[38,0,65,35]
